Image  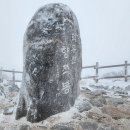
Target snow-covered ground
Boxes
[80,79,130,95]
[0,78,130,130]
[80,78,130,90]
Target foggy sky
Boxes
[0,0,130,71]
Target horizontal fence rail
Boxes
[82,60,130,83]
[0,60,130,86]
[1,69,22,73]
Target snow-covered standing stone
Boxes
[16,3,82,123]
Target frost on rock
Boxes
[16,3,82,123]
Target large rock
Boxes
[87,107,112,124]
[125,85,130,91]
[106,97,124,106]
[90,95,106,107]
[80,121,98,130]
[3,107,14,115]
[51,123,75,130]
[16,3,82,122]
[74,96,92,113]
[101,105,130,119]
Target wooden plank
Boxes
[81,75,130,80]
[13,70,23,73]
[1,69,23,73]
[1,69,14,73]
[9,80,22,82]
[15,80,22,82]
[83,63,130,70]
[99,75,124,79]
[98,64,125,69]
[82,65,95,69]
[82,76,96,79]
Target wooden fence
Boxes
[0,60,130,85]
[0,69,22,86]
[82,60,130,83]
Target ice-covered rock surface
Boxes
[16,3,82,123]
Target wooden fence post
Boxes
[95,62,99,83]
[12,69,15,87]
[124,60,128,82]
[0,68,2,82]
